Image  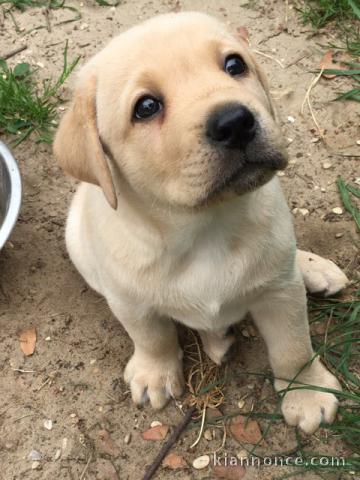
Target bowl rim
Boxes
[0,141,22,250]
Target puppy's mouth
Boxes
[202,148,287,204]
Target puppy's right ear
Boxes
[53,75,117,209]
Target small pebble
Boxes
[28,450,42,461]
[355,178,360,186]
[287,115,295,123]
[237,399,245,409]
[332,207,343,215]
[204,429,212,441]
[69,413,77,418]
[241,328,250,338]
[54,448,61,461]
[356,140,360,146]
[90,359,96,365]
[192,455,210,470]
[124,433,131,444]
[150,420,162,428]
[36,62,44,68]
[45,336,51,341]
[237,450,249,460]
[287,137,293,143]
[276,171,285,177]
[44,419,53,430]
[335,233,344,238]
[321,187,326,192]
[292,208,309,216]
[322,161,332,169]
[311,137,320,143]
[31,461,41,470]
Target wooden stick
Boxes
[142,406,196,480]
[1,45,27,61]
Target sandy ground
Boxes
[0,1,359,479]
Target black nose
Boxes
[206,103,256,149]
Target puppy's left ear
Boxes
[54,75,117,209]
[251,56,277,120]
[235,27,276,120]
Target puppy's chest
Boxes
[150,242,259,329]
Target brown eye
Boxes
[133,96,163,120]
[224,54,247,76]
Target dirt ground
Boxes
[0,1,359,479]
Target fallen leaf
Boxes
[141,424,169,441]
[213,465,246,479]
[96,430,121,457]
[236,26,250,44]
[162,453,187,469]
[206,407,223,421]
[229,416,262,444]
[96,458,119,480]
[19,327,36,356]
[320,51,343,79]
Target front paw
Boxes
[276,360,341,434]
[124,349,184,409]
[298,251,349,297]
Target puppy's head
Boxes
[54,12,287,210]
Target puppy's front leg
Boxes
[250,274,341,434]
[108,300,184,409]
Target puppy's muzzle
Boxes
[206,103,256,150]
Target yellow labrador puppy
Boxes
[54,12,348,433]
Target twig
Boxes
[12,368,36,373]
[1,44,27,60]
[253,49,285,69]
[13,413,38,422]
[79,454,92,480]
[301,69,324,139]
[35,377,51,392]
[258,29,284,45]
[43,7,52,33]
[190,403,207,448]
[142,406,196,480]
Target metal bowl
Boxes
[0,141,22,250]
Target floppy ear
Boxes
[252,57,277,120]
[53,75,117,209]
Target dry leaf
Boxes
[236,26,250,44]
[206,407,223,421]
[320,51,342,79]
[19,327,36,356]
[96,430,121,457]
[141,424,169,441]
[213,465,246,479]
[162,453,187,469]
[229,416,262,444]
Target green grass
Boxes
[299,0,360,29]
[337,178,360,231]
[191,290,360,477]
[298,0,360,102]
[0,41,79,145]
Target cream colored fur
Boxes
[55,12,348,434]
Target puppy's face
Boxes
[55,13,287,210]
